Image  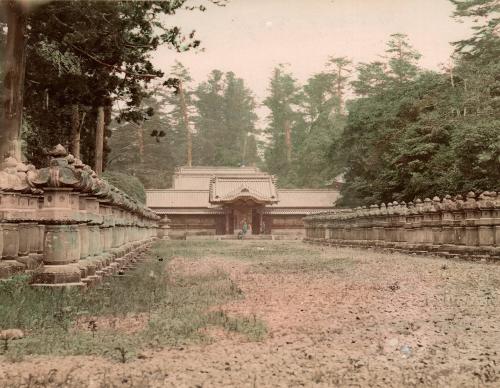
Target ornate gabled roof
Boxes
[209,174,278,204]
[173,166,265,190]
[145,166,340,212]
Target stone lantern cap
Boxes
[23,144,159,221]
[304,189,500,225]
[0,156,40,194]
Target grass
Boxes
[0,241,267,362]
[166,240,355,274]
[157,240,317,261]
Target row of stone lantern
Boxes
[0,145,164,286]
[304,192,500,259]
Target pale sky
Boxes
[153,0,472,107]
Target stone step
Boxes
[218,234,274,240]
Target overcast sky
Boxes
[153,0,472,103]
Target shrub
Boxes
[102,171,146,204]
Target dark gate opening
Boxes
[252,209,261,235]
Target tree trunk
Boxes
[178,80,192,167]
[95,106,104,175]
[242,133,247,165]
[70,104,81,159]
[137,124,144,164]
[337,66,343,111]
[0,0,27,160]
[284,119,292,163]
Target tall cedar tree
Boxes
[263,64,304,186]
[4,0,211,168]
[194,70,259,166]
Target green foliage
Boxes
[351,33,421,97]
[336,20,500,206]
[107,88,181,189]
[263,64,304,185]
[263,60,349,188]
[107,65,261,188]
[21,1,206,167]
[194,70,260,166]
[102,171,146,204]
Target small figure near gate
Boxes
[238,219,248,239]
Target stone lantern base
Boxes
[31,264,84,287]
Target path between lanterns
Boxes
[0,240,499,387]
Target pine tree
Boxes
[163,61,195,167]
[194,70,258,166]
[263,64,304,185]
[2,0,208,167]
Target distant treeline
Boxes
[1,0,498,205]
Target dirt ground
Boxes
[1,241,499,387]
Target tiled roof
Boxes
[146,167,339,211]
[175,166,261,175]
[173,166,264,190]
[152,208,225,215]
[147,188,339,209]
[146,190,211,208]
[209,175,278,204]
[269,190,339,208]
[262,208,334,215]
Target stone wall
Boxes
[304,192,500,260]
[0,145,165,286]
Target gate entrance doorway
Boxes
[223,202,264,235]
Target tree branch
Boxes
[67,43,159,79]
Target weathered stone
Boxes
[304,188,499,259]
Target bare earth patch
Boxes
[72,313,149,335]
[1,241,499,387]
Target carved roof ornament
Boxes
[422,197,433,212]
[92,177,111,200]
[28,144,80,189]
[15,161,34,193]
[477,191,493,209]
[0,143,166,221]
[491,191,499,208]
[369,204,378,217]
[407,201,417,215]
[0,157,32,192]
[464,191,478,209]
[399,201,409,215]
[26,164,43,194]
[441,194,455,211]
[72,158,95,193]
[454,194,464,209]
[50,144,67,157]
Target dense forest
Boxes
[1,0,498,205]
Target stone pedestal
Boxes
[1,223,19,260]
[31,224,83,286]
[32,187,84,287]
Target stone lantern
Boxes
[28,145,85,287]
[0,157,40,277]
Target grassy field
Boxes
[0,242,268,362]
[0,239,498,387]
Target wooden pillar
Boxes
[225,209,230,235]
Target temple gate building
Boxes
[146,166,339,238]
